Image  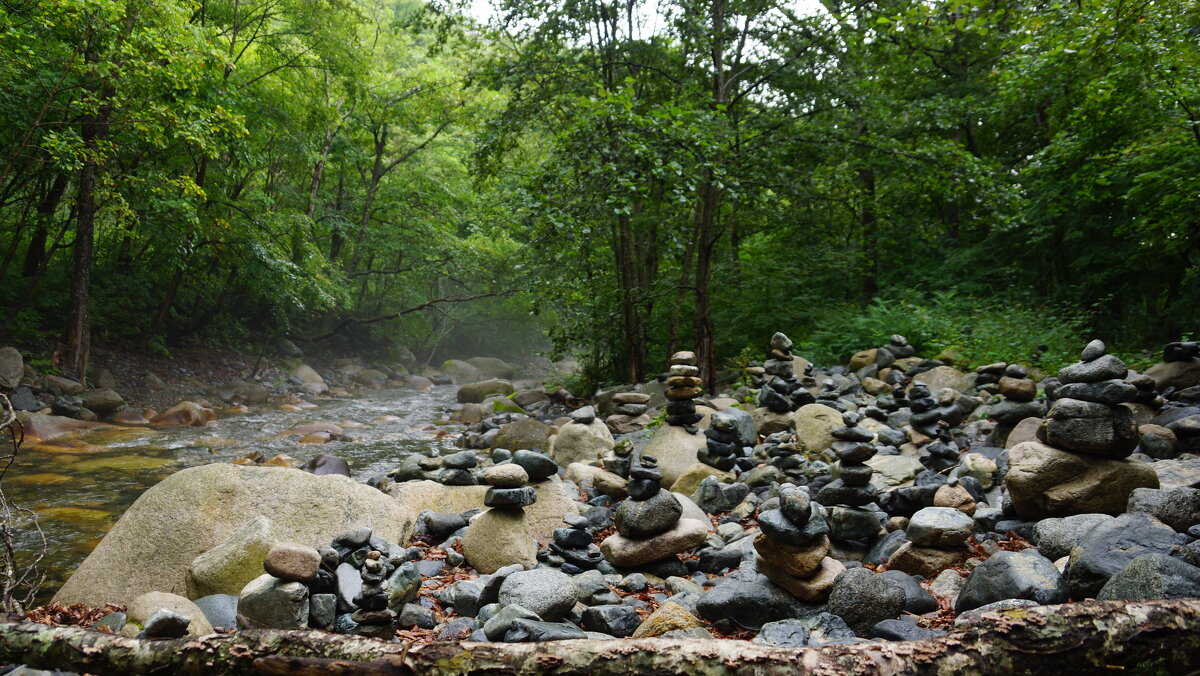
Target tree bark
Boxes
[3,599,1199,675]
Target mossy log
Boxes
[2,598,1200,675]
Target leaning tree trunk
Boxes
[2,599,1200,675]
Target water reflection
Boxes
[6,384,461,602]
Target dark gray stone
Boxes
[1054,380,1137,405]
[1058,354,1128,384]
[758,508,828,546]
[1032,514,1114,561]
[424,512,468,540]
[1096,553,1200,600]
[880,569,938,614]
[690,476,750,514]
[309,594,337,629]
[512,449,558,481]
[1127,487,1200,533]
[580,604,641,637]
[193,594,238,630]
[484,486,537,508]
[482,603,540,641]
[397,603,437,629]
[1067,513,1189,599]
[825,567,906,635]
[867,618,945,641]
[504,618,587,642]
[696,568,818,629]
[497,568,579,621]
[614,489,682,538]
[827,506,884,542]
[139,609,190,639]
[955,549,1067,612]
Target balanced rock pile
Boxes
[756,332,813,414]
[464,462,538,573]
[600,455,708,568]
[544,514,604,574]
[754,484,843,601]
[817,411,883,542]
[665,351,703,428]
[887,506,974,577]
[1005,340,1159,519]
[1040,340,1139,457]
[238,528,420,639]
[699,410,745,471]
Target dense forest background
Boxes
[0,0,1196,388]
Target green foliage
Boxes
[800,291,1094,371]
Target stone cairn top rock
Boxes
[664,351,702,429]
[754,484,841,602]
[1038,340,1139,459]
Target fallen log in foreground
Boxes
[2,598,1199,675]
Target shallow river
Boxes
[4,385,462,603]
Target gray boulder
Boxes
[1067,513,1189,599]
[497,569,578,621]
[1032,514,1114,561]
[237,574,309,629]
[825,567,906,635]
[1126,487,1200,533]
[1096,553,1200,601]
[955,549,1068,612]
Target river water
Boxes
[4,385,462,603]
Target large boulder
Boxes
[911,366,969,393]
[549,420,614,467]
[466,357,516,380]
[639,425,708,488]
[456,380,516,404]
[955,549,1068,612]
[1066,512,1189,599]
[1145,359,1200,391]
[53,464,413,607]
[440,359,482,382]
[491,417,553,452]
[16,412,115,442]
[289,364,327,395]
[794,404,841,456]
[80,389,124,417]
[1004,441,1159,519]
[150,401,216,428]
[0,347,23,389]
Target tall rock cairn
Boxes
[817,411,883,541]
[665,351,703,428]
[1039,340,1139,459]
[757,332,814,413]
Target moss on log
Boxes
[2,599,1199,675]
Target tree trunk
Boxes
[22,173,68,278]
[693,174,719,390]
[2,599,1200,675]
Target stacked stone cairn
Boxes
[665,351,703,428]
[762,431,817,484]
[600,455,708,567]
[816,411,883,541]
[756,332,814,413]
[463,463,538,573]
[886,506,975,577]
[906,383,941,439]
[611,391,650,417]
[237,528,421,639]
[699,412,741,471]
[1038,340,1139,459]
[981,362,1047,445]
[754,484,844,602]
[546,514,604,574]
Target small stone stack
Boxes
[998,363,1037,403]
[817,412,883,541]
[754,485,843,602]
[757,332,813,413]
[236,528,420,638]
[611,392,650,417]
[1039,340,1139,459]
[920,429,962,473]
[699,412,741,471]
[886,506,974,577]
[665,351,703,428]
[463,463,538,573]
[600,456,708,568]
[906,383,941,438]
[762,432,815,484]
[547,514,604,574]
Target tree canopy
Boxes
[0,0,1194,384]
